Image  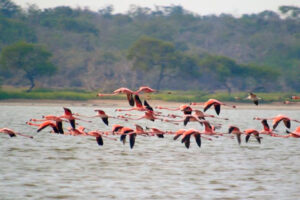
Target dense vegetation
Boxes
[0,0,299,93]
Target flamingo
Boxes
[135,86,157,94]
[246,92,261,105]
[115,95,153,112]
[74,109,115,126]
[291,96,300,100]
[228,126,243,145]
[244,129,261,144]
[117,127,135,146]
[180,129,202,149]
[259,119,282,137]
[173,128,212,149]
[191,99,236,115]
[111,124,124,135]
[97,87,136,106]
[155,104,193,115]
[66,126,87,136]
[254,115,300,130]
[60,107,91,129]
[0,128,33,138]
[120,111,159,122]
[145,127,166,138]
[86,131,104,146]
[26,121,61,134]
[30,115,64,134]
[283,126,300,138]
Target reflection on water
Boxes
[0,105,299,199]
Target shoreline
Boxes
[0,99,299,110]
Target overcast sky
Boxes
[13,0,300,16]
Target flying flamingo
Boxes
[282,126,300,138]
[26,121,61,134]
[115,95,153,112]
[85,130,117,146]
[155,104,193,115]
[244,129,261,144]
[259,119,282,137]
[254,115,300,130]
[66,126,87,136]
[291,96,300,100]
[97,87,136,106]
[111,124,124,135]
[180,129,202,149]
[60,107,91,129]
[30,115,64,134]
[145,127,167,138]
[119,111,160,122]
[0,128,33,138]
[74,109,118,126]
[135,86,157,94]
[246,92,261,105]
[121,127,136,149]
[228,126,243,145]
[173,129,213,149]
[191,99,236,115]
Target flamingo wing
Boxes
[194,133,201,147]
[120,134,127,144]
[203,103,213,113]
[37,122,59,133]
[214,104,221,115]
[56,121,64,134]
[8,133,16,137]
[127,93,135,107]
[236,134,241,145]
[70,119,76,129]
[96,135,103,146]
[261,119,270,131]
[184,134,191,149]
[173,134,182,140]
[144,100,153,111]
[283,119,291,129]
[63,107,72,116]
[134,95,143,108]
[245,134,251,143]
[255,135,261,144]
[101,117,109,126]
[184,116,191,126]
[129,133,136,149]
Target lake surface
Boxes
[0,105,299,200]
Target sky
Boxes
[13,0,300,16]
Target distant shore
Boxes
[1,99,299,110]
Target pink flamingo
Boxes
[0,128,33,138]
[97,87,136,106]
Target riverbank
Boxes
[1,99,299,110]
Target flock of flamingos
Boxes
[1,86,300,149]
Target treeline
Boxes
[0,0,299,92]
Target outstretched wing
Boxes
[134,95,143,108]
[144,100,153,111]
[127,93,135,107]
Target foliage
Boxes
[0,0,20,17]
[128,36,200,90]
[0,41,57,92]
[0,4,299,92]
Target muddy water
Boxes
[0,105,299,199]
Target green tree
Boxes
[0,0,20,17]
[128,36,199,90]
[0,41,57,92]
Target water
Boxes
[0,105,299,199]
